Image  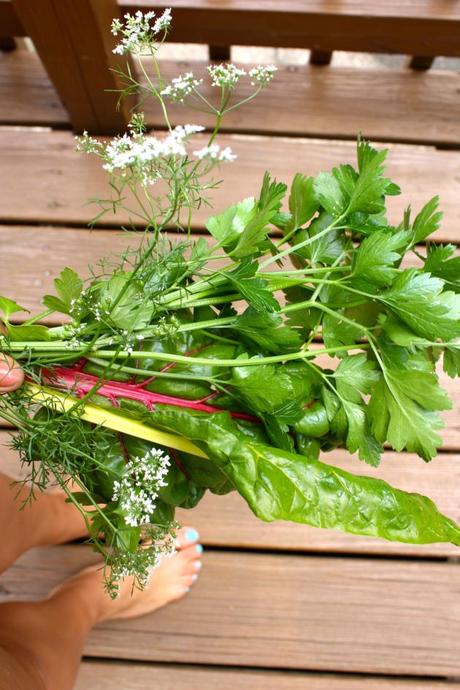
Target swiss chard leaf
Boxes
[147,405,460,546]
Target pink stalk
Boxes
[42,366,258,422]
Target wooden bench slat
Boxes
[121,1,460,56]
[76,660,460,690]
[0,130,459,242]
[1,545,458,676]
[2,53,460,147]
[4,1,460,55]
[1,430,459,557]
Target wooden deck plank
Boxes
[0,130,459,243]
[2,53,460,147]
[121,1,460,56]
[1,432,459,557]
[1,545,458,676]
[76,660,460,690]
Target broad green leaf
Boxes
[333,355,382,466]
[231,174,287,258]
[352,229,409,287]
[232,361,312,419]
[286,173,319,231]
[347,138,398,215]
[381,269,460,342]
[98,274,153,330]
[233,308,301,353]
[322,312,365,356]
[424,243,460,293]
[443,343,460,378]
[313,172,347,217]
[334,354,379,402]
[206,198,256,248]
[147,406,460,546]
[411,196,442,245]
[6,323,50,342]
[294,212,347,266]
[227,259,280,312]
[0,296,26,320]
[368,342,452,460]
[43,267,83,315]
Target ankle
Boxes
[48,567,105,630]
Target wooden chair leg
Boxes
[0,37,17,52]
[310,50,333,65]
[407,55,435,70]
[11,0,136,134]
[209,45,231,62]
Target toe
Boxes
[180,573,199,589]
[177,542,203,562]
[182,559,202,576]
[175,526,200,549]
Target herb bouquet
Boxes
[1,11,460,593]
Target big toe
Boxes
[175,526,200,549]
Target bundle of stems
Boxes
[1,10,459,593]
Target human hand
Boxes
[0,354,24,393]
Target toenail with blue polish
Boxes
[186,528,199,542]
[196,544,203,554]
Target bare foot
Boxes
[52,527,203,624]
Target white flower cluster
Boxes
[207,63,246,88]
[75,130,100,155]
[193,144,237,162]
[101,124,205,181]
[249,64,277,86]
[161,72,203,102]
[112,447,171,527]
[111,9,172,55]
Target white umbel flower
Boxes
[208,63,246,88]
[248,64,278,86]
[111,9,172,55]
[161,72,203,102]
[112,447,171,527]
[193,143,237,162]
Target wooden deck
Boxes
[1,12,460,688]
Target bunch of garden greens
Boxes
[1,10,460,594]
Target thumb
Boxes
[0,353,24,393]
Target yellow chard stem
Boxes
[26,384,208,459]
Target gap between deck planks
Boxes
[1,432,459,558]
[0,544,458,677]
[1,52,459,146]
[0,130,459,242]
[75,660,460,690]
